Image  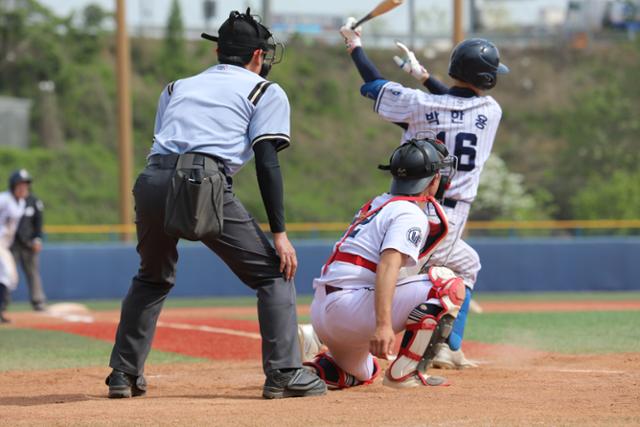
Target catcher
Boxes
[304,138,465,388]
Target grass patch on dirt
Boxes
[465,310,640,354]
[0,328,202,372]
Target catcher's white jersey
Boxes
[313,193,428,291]
[375,81,502,203]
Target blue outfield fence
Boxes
[11,237,640,301]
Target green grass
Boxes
[6,291,638,313]
[474,291,640,302]
[0,328,202,372]
[7,295,315,312]
[2,293,639,373]
[465,310,640,354]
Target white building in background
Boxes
[0,97,31,148]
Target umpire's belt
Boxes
[147,153,225,172]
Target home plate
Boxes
[45,302,95,323]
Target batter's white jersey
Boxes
[375,81,502,203]
[313,193,428,291]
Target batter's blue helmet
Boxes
[448,38,509,90]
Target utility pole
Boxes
[408,0,416,49]
[453,0,464,45]
[262,0,271,26]
[116,0,133,240]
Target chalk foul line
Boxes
[156,321,262,340]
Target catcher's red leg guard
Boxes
[428,266,466,316]
[304,352,379,389]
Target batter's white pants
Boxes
[401,201,481,290]
[310,275,440,381]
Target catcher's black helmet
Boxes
[8,169,32,191]
[448,38,509,90]
[201,8,282,75]
[379,139,455,196]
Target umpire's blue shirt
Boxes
[150,64,291,176]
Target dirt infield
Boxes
[1,302,639,426]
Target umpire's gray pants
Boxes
[109,155,302,376]
[11,245,46,308]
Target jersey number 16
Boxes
[437,131,477,172]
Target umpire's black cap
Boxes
[201,8,273,57]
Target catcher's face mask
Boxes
[429,140,457,201]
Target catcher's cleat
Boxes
[383,370,450,388]
[262,368,327,399]
[297,323,324,363]
[105,370,147,398]
[431,343,479,370]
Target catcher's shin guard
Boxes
[304,352,379,389]
[384,267,465,388]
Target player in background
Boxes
[305,138,465,389]
[339,18,509,369]
[0,170,30,323]
[11,173,47,312]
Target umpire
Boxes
[106,9,326,400]
[10,170,47,312]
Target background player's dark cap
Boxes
[201,8,273,57]
[9,168,32,191]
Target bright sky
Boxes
[37,0,567,35]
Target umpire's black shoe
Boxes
[0,313,10,324]
[262,368,327,399]
[105,370,147,398]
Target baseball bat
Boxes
[351,0,404,29]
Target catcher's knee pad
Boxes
[428,266,466,317]
[303,352,379,389]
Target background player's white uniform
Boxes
[311,194,443,381]
[0,191,25,290]
[374,82,503,289]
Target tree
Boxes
[470,155,540,221]
[571,170,640,220]
[160,0,187,79]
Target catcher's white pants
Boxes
[310,275,440,381]
[402,201,480,290]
